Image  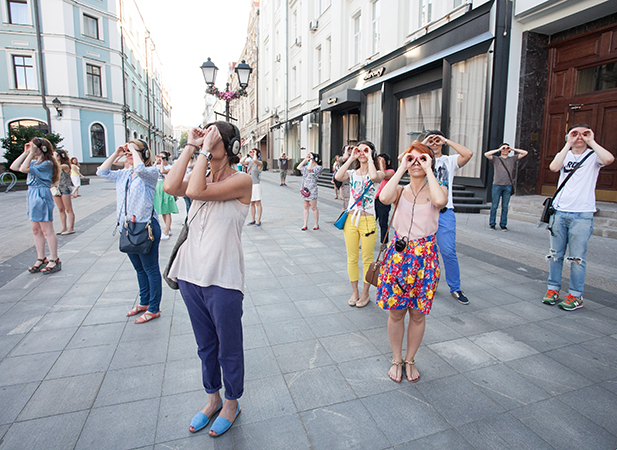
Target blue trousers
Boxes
[489,184,512,228]
[178,280,244,400]
[435,208,461,293]
[127,219,162,313]
[547,211,594,298]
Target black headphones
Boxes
[136,138,150,161]
[226,124,241,156]
[32,137,48,153]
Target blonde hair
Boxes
[128,139,153,166]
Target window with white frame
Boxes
[90,123,106,157]
[371,0,380,55]
[316,45,322,85]
[315,0,330,17]
[86,63,102,97]
[326,36,331,81]
[83,13,99,39]
[352,12,361,66]
[293,9,298,41]
[8,0,30,25]
[292,66,297,98]
[13,55,34,89]
[453,0,464,7]
[420,0,432,26]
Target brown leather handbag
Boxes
[365,190,402,287]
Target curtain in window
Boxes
[449,53,488,178]
[321,110,331,159]
[398,88,442,152]
[366,90,383,151]
[9,1,30,25]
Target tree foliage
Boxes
[1,127,63,177]
[178,131,188,149]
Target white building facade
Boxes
[0,0,172,173]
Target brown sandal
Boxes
[134,311,161,324]
[404,359,420,382]
[28,258,48,273]
[388,360,403,383]
[40,258,61,274]
[126,305,149,317]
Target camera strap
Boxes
[374,189,403,263]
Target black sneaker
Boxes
[501,226,508,232]
[452,291,469,305]
[489,225,496,231]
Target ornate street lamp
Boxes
[200,58,253,122]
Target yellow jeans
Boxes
[343,214,377,282]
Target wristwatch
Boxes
[200,149,212,161]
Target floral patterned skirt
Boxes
[376,233,440,314]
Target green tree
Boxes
[178,131,188,149]
[1,127,63,177]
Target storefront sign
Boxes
[364,67,386,81]
[327,97,338,104]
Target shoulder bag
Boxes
[365,190,402,287]
[334,180,373,229]
[540,150,594,224]
[119,176,155,255]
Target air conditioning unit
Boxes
[294,36,302,46]
[309,19,318,31]
[275,54,281,62]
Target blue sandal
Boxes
[209,403,241,437]
[189,400,222,433]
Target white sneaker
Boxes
[161,233,170,240]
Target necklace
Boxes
[403,183,426,239]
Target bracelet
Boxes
[185,143,200,150]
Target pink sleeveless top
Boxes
[392,193,439,241]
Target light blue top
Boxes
[27,160,55,222]
[97,163,160,224]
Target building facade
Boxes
[0,0,172,173]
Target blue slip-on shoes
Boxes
[209,403,241,437]
[189,400,223,433]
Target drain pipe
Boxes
[33,0,52,132]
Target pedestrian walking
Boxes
[484,144,528,231]
[241,148,263,226]
[52,149,76,235]
[279,152,289,186]
[543,123,614,311]
[154,151,178,240]
[10,137,62,274]
[334,141,385,308]
[97,139,163,324]
[164,122,252,437]
[332,155,342,199]
[423,131,473,305]
[70,157,86,197]
[375,153,395,243]
[298,152,324,230]
[377,141,448,382]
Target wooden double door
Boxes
[540,24,617,201]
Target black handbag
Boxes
[118,177,155,254]
[540,150,594,224]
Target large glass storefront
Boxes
[398,88,442,152]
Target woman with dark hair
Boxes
[10,137,62,274]
[164,122,252,437]
[97,139,163,324]
[297,152,324,230]
[377,141,447,383]
[332,154,342,199]
[52,149,76,235]
[375,153,395,243]
[335,141,385,308]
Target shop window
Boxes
[12,55,34,89]
[576,63,617,94]
[86,63,102,97]
[90,123,106,157]
[366,91,383,150]
[9,119,48,133]
[8,0,30,25]
[83,14,99,39]
[398,88,442,151]
[449,53,488,178]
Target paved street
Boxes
[0,171,616,450]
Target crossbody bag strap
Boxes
[124,172,155,225]
[496,157,514,186]
[552,150,594,201]
[374,189,403,263]
[347,180,374,212]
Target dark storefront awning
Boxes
[320,89,361,112]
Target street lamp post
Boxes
[200,58,253,122]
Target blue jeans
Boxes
[436,208,461,293]
[178,280,244,400]
[547,211,594,298]
[127,219,162,313]
[489,184,512,228]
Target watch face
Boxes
[201,151,212,161]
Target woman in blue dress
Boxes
[10,137,62,274]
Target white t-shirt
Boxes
[158,163,171,180]
[554,149,604,213]
[433,154,459,209]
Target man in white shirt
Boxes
[542,124,614,311]
[423,131,473,305]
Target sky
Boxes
[136,0,253,128]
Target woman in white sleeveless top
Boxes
[163,122,252,437]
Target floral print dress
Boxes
[300,165,323,201]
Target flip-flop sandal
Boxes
[189,400,223,433]
[404,359,420,382]
[209,403,241,437]
[61,230,75,235]
[126,305,148,317]
[388,361,403,383]
[28,258,48,273]
[134,311,161,324]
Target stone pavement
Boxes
[0,172,616,450]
